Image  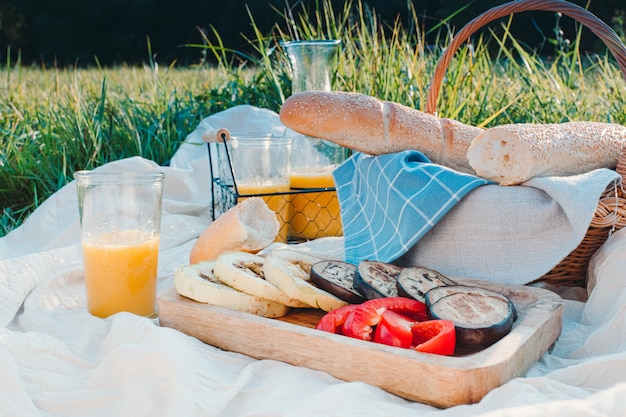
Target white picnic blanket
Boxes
[1,105,626,416]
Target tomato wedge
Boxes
[412,319,456,356]
[315,304,358,334]
[373,310,456,355]
[342,297,427,340]
[317,297,456,356]
[373,310,414,348]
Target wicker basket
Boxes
[425,0,626,288]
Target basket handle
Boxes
[425,0,626,115]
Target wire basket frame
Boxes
[207,135,344,242]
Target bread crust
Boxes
[280,91,626,183]
[440,118,485,173]
[280,91,386,150]
[467,122,626,185]
[189,197,279,264]
[279,91,479,172]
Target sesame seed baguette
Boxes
[279,91,483,174]
[467,122,626,185]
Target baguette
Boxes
[467,122,626,185]
[189,197,279,264]
[279,91,483,173]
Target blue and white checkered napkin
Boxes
[333,151,491,264]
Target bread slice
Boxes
[174,261,290,318]
[213,251,309,308]
[190,197,279,264]
[263,249,348,312]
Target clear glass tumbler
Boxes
[229,136,293,242]
[74,170,164,319]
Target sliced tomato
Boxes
[315,304,358,334]
[372,310,414,348]
[342,297,427,341]
[412,319,456,356]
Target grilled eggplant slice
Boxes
[425,285,516,349]
[354,261,403,299]
[310,260,366,304]
[396,266,457,303]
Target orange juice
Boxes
[237,181,291,242]
[289,169,343,240]
[82,230,160,318]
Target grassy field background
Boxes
[2,0,625,237]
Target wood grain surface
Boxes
[158,279,563,408]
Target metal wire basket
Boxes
[207,135,343,242]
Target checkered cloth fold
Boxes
[334,151,491,264]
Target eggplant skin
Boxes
[453,315,513,349]
[355,261,403,299]
[426,286,516,349]
[310,261,366,304]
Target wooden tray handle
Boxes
[425,0,626,115]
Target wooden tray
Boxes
[158,279,563,408]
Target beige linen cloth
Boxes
[397,169,621,285]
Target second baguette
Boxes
[467,122,626,185]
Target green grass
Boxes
[2,0,625,237]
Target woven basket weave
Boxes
[425,0,626,288]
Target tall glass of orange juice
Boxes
[288,135,348,241]
[289,167,342,240]
[228,136,292,242]
[74,170,164,319]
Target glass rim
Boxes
[228,137,292,144]
[279,39,341,48]
[73,170,165,183]
[229,133,273,139]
